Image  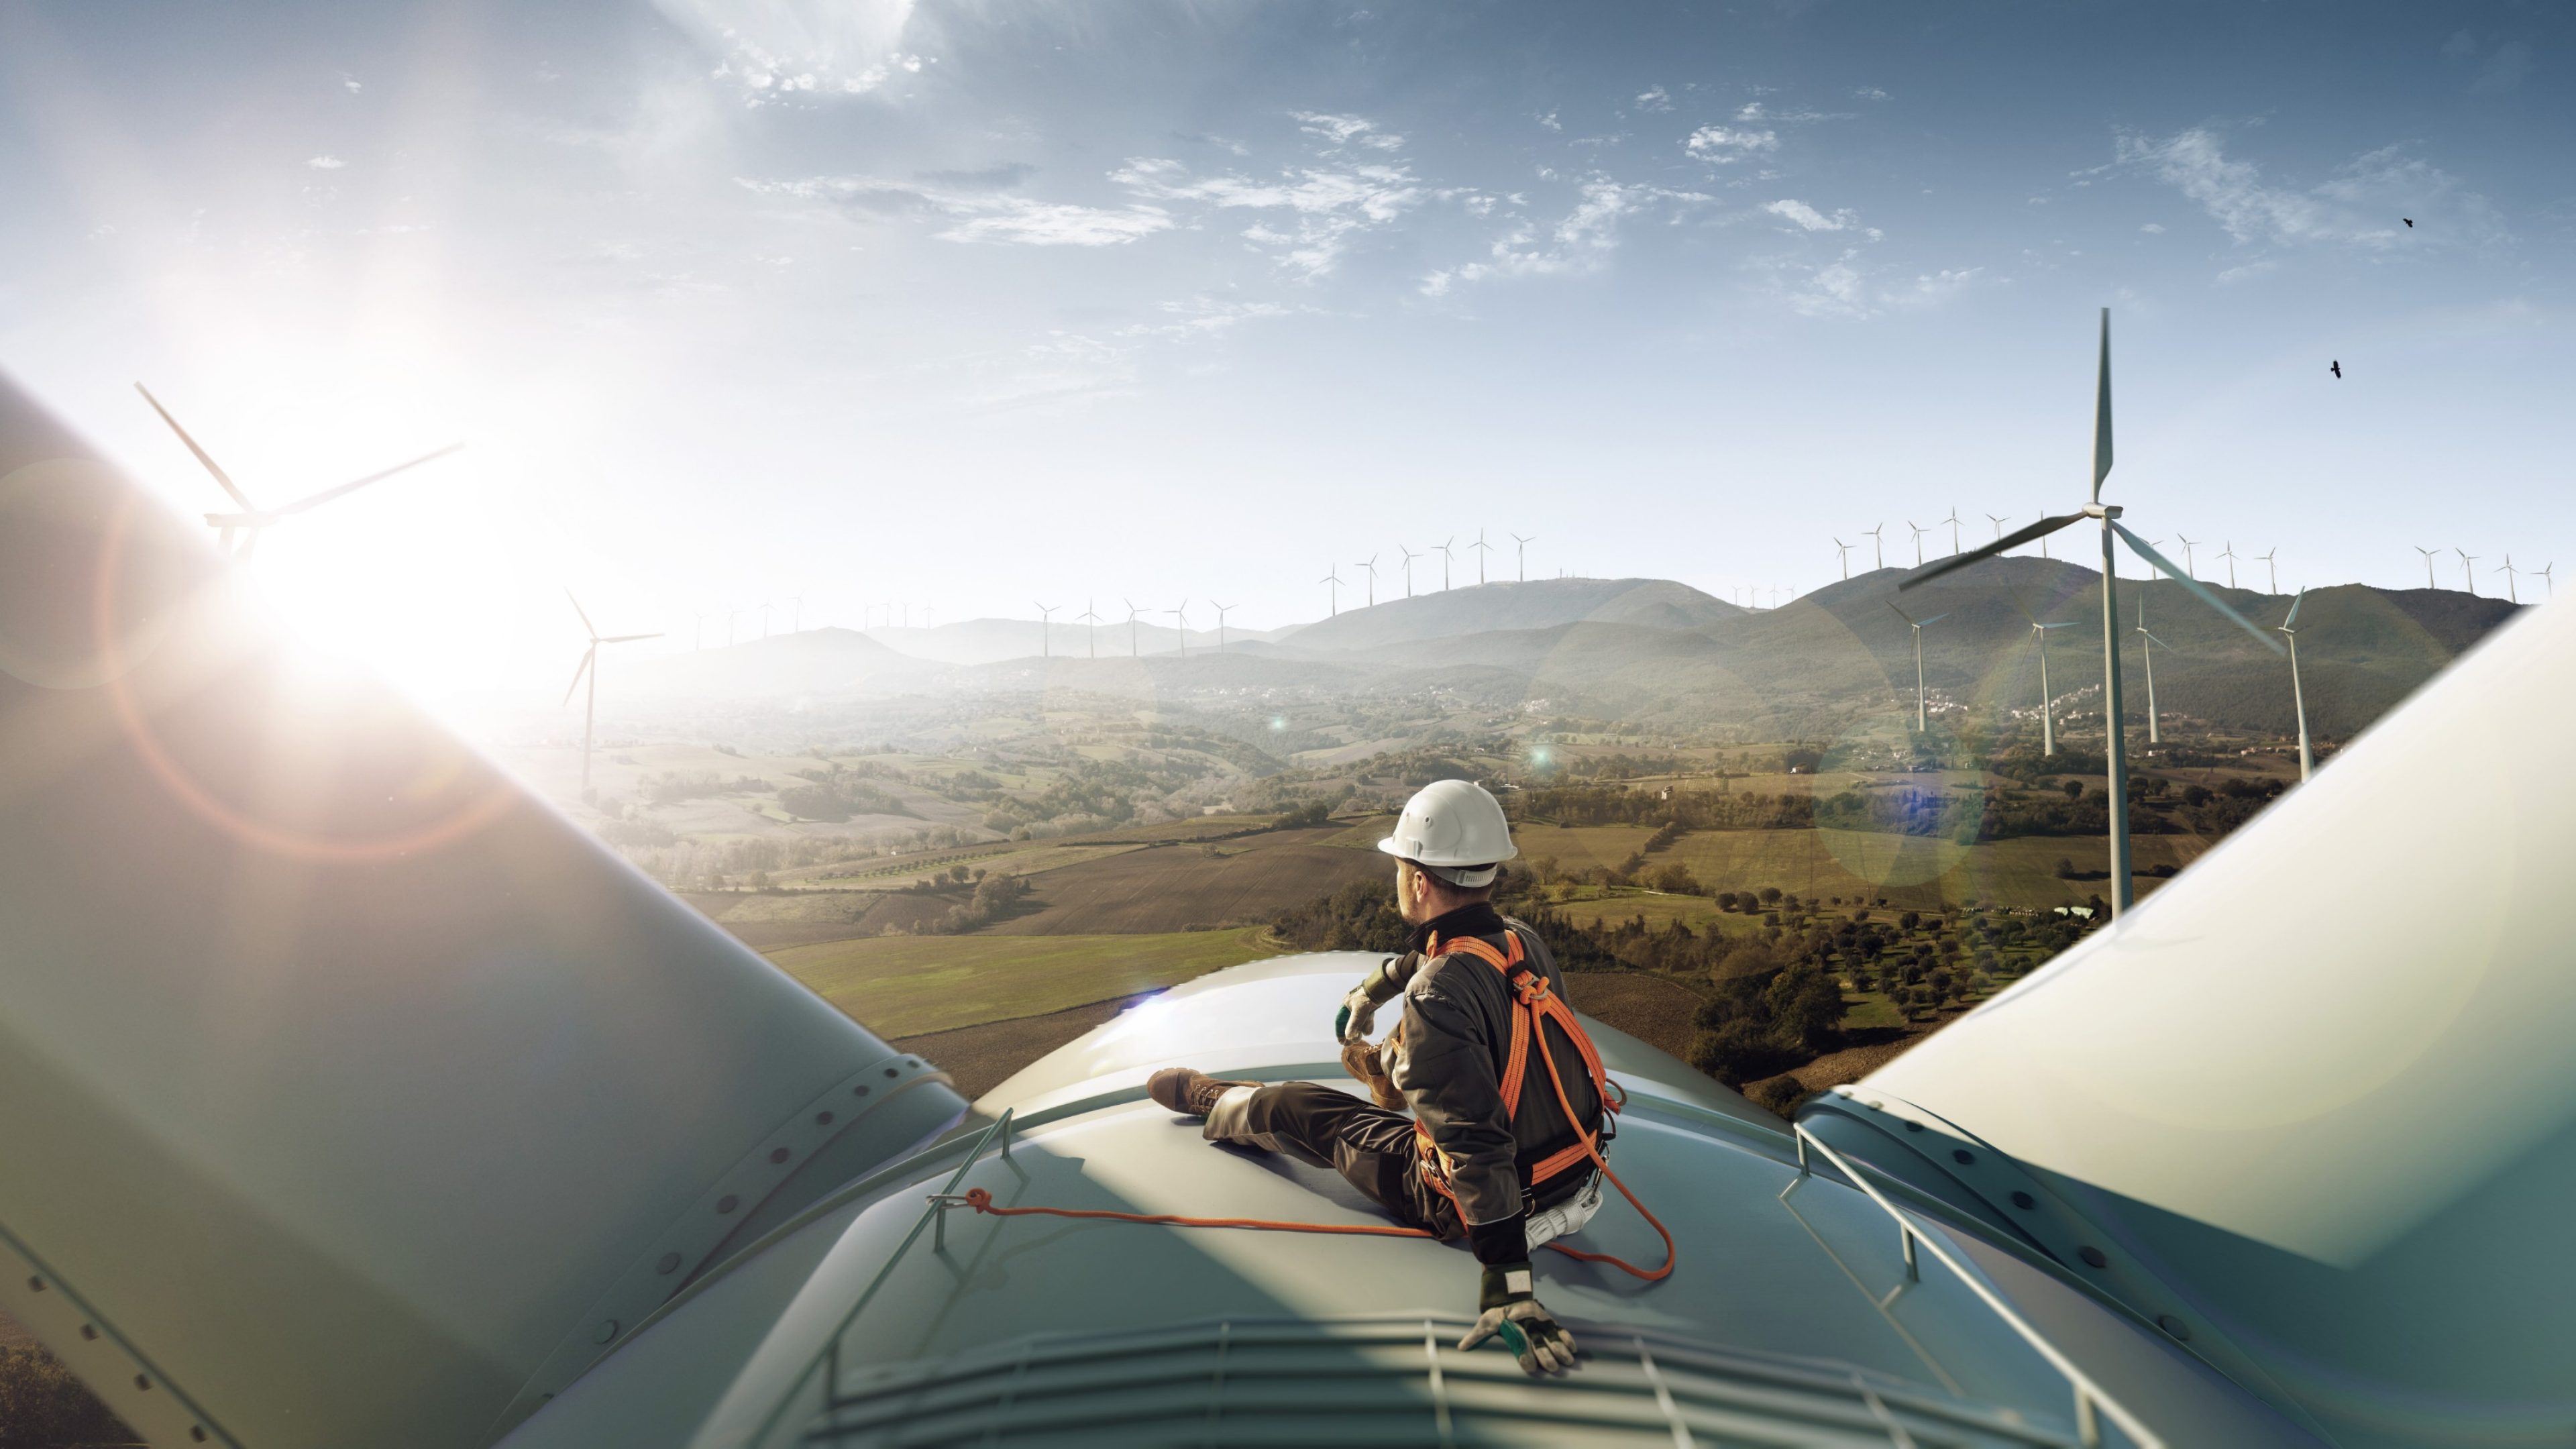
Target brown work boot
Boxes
[1148,1067,1258,1118]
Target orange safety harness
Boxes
[955,928,1675,1283]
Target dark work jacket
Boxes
[1383,904,1607,1236]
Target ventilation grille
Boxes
[802,1316,2080,1448]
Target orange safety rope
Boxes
[954,927,1677,1284]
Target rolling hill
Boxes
[1277,576,1743,654]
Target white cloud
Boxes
[1762,199,1856,232]
[1121,297,1300,341]
[1854,86,1890,101]
[341,76,362,94]
[2140,221,2165,233]
[1634,85,1672,113]
[739,176,1173,246]
[1110,146,1422,279]
[2116,128,2498,250]
[1736,102,1845,123]
[1421,178,1707,294]
[653,0,921,99]
[307,154,346,170]
[1684,125,1778,163]
[1293,112,1404,152]
[1536,109,1561,131]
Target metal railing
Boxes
[749,1108,1017,1448]
[1792,1124,2163,1449]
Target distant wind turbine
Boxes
[1902,309,2284,919]
[1034,602,1056,659]
[1907,521,1927,567]
[1399,545,1419,598]
[693,610,714,651]
[2175,536,2199,580]
[1124,598,1143,656]
[561,592,661,792]
[1986,513,2010,543]
[2414,545,2440,589]
[1320,567,1342,618]
[1438,538,1454,590]
[1470,529,1493,584]
[2258,548,2279,595]
[1077,600,1102,658]
[2218,542,2238,590]
[1358,554,1379,608]
[1512,533,1535,582]
[2538,563,2557,598]
[1211,601,1234,653]
[2135,590,2174,746]
[2496,555,2520,604]
[2019,601,2078,756]
[2279,590,2314,782]
[790,594,804,633]
[1942,508,1963,555]
[2037,517,2051,561]
[1887,601,1949,733]
[1864,523,1884,570]
[2457,548,2478,596]
[1832,537,1853,580]
[1169,601,1189,658]
[136,382,462,560]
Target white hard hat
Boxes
[1377,779,1517,888]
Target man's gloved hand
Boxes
[1332,982,1379,1043]
[1458,1262,1578,1375]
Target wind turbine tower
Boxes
[1832,537,1852,580]
[2176,536,2199,580]
[1077,600,1101,659]
[2457,548,2479,596]
[2135,592,2175,747]
[790,595,804,633]
[2497,555,2520,604]
[1907,521,1927,567]
[1864,523,1884,570]
[1943,508,1963,555]
[1470,530,1493,584]
[1512,533,1535,582]
[2259,549,2279,595]
[1398,545,1419,598]
[1358,554,1379,608]
[1211,602,1234,653]
[2414,545,2439,589]
[2279,590,2314,782]
[2218,543,2239,590]
[2019,604,2078,756]
[1901,309,2283,919]
[1169,601,1189,659]
[1034,603,1056,659]
[561,593,661,793]
[1320,567,1342,618]
[1986,513,2009,543]
[2539,563,2557,598]
[1886,602,1950,733]
[1438,538,1454,590]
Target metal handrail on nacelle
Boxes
[1791,1124,2164,1449]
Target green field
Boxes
[1520,824,2202,910]
[769,926,1293,1036]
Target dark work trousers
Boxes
[1208,1081,1464,1240]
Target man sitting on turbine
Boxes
[1148,780,1605,1377]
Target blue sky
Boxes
[1,1,2567,700]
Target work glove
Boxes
[1458,1262,1578,1375]
[1332,982,1379,1044]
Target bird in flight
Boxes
[2330,360,2342,378]
[2402,217,2414,227]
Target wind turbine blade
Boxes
[561,648,595,706]
[2112,521,2283,655]
[565,590,596,639]
[1918,612,1951,627]
[2039,621,2077,629]
[1898,511,2086,590]
[1886,600,1917,626]
[2283,588,2306,630]
[2092,307,2114,500]
[136,383,256,510]
[237,528,262,562]
[600,633,661,644]
[2141,631,2173,649]
[276,443,465,515]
